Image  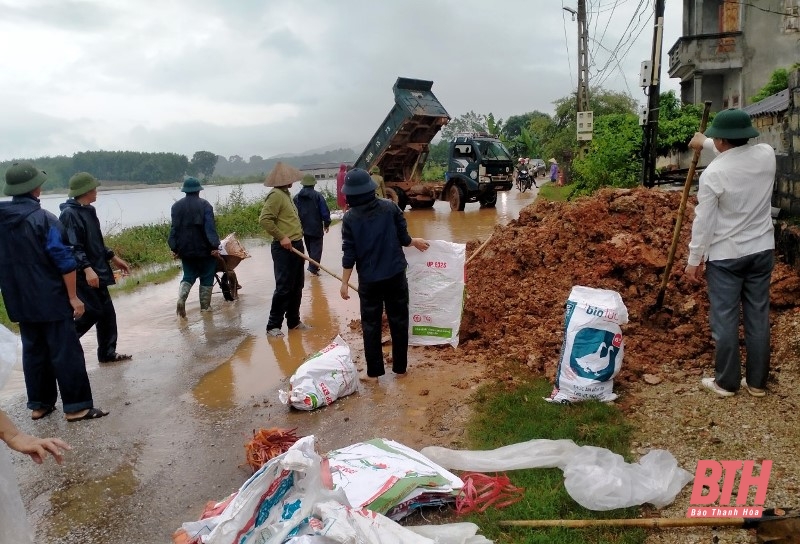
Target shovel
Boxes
[288,246,358,291]
[648,100,712,316]
[500,508,800,542]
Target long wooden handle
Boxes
[288,246,358,291]
[466,233,493,266]
[500,517,745,529]
[654,100,712,308]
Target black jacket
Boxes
[59,199,116,287]
[168,193,221,258]
[0,195,76,322]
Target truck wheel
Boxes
[385,187,399,205]
[448,185,466,211]
[479,190,497,208]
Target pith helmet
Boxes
[704,108,759,139]
[68,172,101,198]
[4,162,48,196]
[181,176,203,193]
[301,174,317,186]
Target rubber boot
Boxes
[176,281,192,318]
[199,285,213,312]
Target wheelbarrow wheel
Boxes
[217,272,235,302]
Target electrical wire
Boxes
[561,0,576,90]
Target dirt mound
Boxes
[454,187,800,387]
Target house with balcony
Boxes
[668,0,799,110]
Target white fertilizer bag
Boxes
[547,286,628,403]
[404,240,466,348]
[279,335,358,410]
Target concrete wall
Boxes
[772,70,800,215]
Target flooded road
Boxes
[2,188,537,543]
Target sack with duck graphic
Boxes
[547,286,628,403]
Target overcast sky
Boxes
[0,0,682,162]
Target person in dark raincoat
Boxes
[59,172,132,363]
[293,174,331,276]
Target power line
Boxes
[561,0,576,90]
[588,37,634,96]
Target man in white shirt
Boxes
[684,108,776,398]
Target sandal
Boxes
[100,353,132,363]
[31,406,56,421]
[66,407,109,423]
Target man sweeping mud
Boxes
[684,108,776,398]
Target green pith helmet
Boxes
[68,172,101,198]
[3,162,48,196]
[181,176,203,193]
[301,174,317,186]
[704,108,759,139]
[369,166,380,175]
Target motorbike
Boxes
[517,168,535,193]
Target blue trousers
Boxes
[20,319,94,413]
[180,256,217,287]
[706,249,773,391]
[304,235,323,274]
[267,240,305,330]
[359,272,409,377]
[75,284,120,362]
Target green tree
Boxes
[485,113,504,137]
[440,111,487,140]
[191,151,218,179]
[750,66,795,103]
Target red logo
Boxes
[687,460,771,518]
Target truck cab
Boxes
[444,133,515,211]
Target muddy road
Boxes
[1,188,537,543]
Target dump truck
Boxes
[444,132,515,210]
[353,77,449,210]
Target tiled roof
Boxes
[743,88,789,116]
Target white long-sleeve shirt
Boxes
[687,137,776,266]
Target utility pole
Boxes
[576,0,592,158]
[640,0,666,187]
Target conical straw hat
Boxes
[264,161,303,187]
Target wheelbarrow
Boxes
[214,254,244,302]
[213,233,250,301]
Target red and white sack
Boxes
[547,286,628,403]
[279,335,358,410]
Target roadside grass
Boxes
[461,377,645,544]
[537,182,574,202]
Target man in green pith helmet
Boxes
[168,176,221,317]
[60,172,132,363]
[685,108,776,399]
[369,165,387,199]
[293,174,331,276]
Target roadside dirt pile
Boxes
[457,187,800,386]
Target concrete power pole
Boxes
[576,0,592,158]
[640,0,666,187]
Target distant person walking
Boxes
[549,158,559,185]
[0,162,108,423]
[293,174,331,276]
[684,108,776,398]
[369,166,387,199]
[59,172,132,363]
[339,168,430,379]
[168,176,221,317]
[336,164,348,211]
[260,170,310,338]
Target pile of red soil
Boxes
[454,187,800,386]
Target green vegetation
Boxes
[537,182,573,202]
[750,64,800,103]
[462,378,645,544]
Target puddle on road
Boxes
[44,462,138,539]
